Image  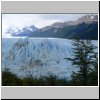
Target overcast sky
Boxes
[2,14,93,38]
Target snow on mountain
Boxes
[5,25,38,37]
[30,15,98,40]
[4,15,98,40]
[78,15,98,23]
[12,25,38,36]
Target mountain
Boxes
[6,25,38,37]
[7,15,98,40]
[30,15,98,40]
[78,15,98,23]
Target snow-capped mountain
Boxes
[33,15,98,40]
[6,25,38,37]
[5,15,98,40]
[26,15,99,40]
[78,15,98,23]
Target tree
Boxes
[65,39,98,86]
[88,52,98,85]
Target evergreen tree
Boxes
[88,52,98,85]
[66,39,98,86]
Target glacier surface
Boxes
[2,38,98,79]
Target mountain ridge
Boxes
[6,15,98,40]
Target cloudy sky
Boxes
[2,14,92,38]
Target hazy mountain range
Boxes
[6,15,98,40]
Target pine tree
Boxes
[88,52,98,85]
[66,39,97,86]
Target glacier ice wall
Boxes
[2,38,98,79]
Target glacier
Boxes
[2,38,98,79]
